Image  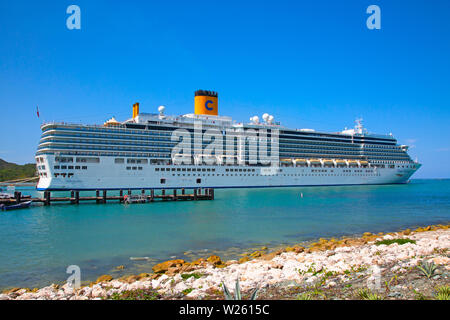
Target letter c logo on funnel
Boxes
[205,100,214,111]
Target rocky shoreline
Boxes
[1,224,449,300]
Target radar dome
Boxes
[250,116,259,124]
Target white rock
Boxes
[91,285,106,298]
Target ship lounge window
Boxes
[115,158,124,164]
[56,157,73,163]
[76,157,99,163]
[196,178,201,184]
[160,178,166,184]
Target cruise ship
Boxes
[35,90,421,191]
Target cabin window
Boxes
[160,178,166,184]
[115,158,124,164]
[196,178,201,184]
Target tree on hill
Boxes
[0,158,37,182]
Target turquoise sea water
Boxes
[0,179,449,290]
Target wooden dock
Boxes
[0,188,214,206]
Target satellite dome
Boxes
[250,116,259,124]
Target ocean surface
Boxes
[0,179,449,290]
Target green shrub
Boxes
[182,288,194,295]
[181,272,204,280]
[108,289,159,300]
[357,288,383,300]
[222,279,259,300]
[434,285,450,300]
[416,261,437,279]
[296,293,313,300]
[375,238,416,246]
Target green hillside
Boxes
[0,159,37,182]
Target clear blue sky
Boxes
[0,0,449,178]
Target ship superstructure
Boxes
[35,90,420,190]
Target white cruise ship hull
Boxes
[36,156,420,191]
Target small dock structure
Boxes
[0,188,214,206]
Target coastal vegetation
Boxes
[181,273,204,280]
[357,288,383,300]
[375,238,416,246]
[0,159,36,182]
[222,279,259,300]
[434,285,450,300]
[109,288,160,300]
[416,261,438,279]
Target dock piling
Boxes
[150,189,154,202]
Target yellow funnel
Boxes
[133,102,140,118]
[194,90,218,116]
